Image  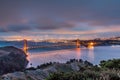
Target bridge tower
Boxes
[76,39,80,48]
[23,39,28,54]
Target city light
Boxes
[88,42,94,49]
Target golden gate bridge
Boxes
[22,39,94,54]
[23,39,81,53]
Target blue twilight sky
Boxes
[0,0,120,40]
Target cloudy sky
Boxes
[0,0,120,40]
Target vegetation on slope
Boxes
[46,59,120,80]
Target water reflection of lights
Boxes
[88,42,94,49]
[88,46,94,49]
[26,52,31,67]
[88,46,94,62]
[26,52,30,61]
[76,48,81,59]
[28,49,76,67]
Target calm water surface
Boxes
[27,46,120,67]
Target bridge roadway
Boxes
[27,43,77,50]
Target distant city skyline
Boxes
[0,0,120,40]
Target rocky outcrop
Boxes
[1,59,120,80]
[0,60,93,80]
[0,46,28,75]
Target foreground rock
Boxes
[0,46,28,75]
[1,59,120,80]
[0,59,94,80]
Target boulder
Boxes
[0,46,29,75]
[1,72,26,80]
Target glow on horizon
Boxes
[0,26,120,41]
